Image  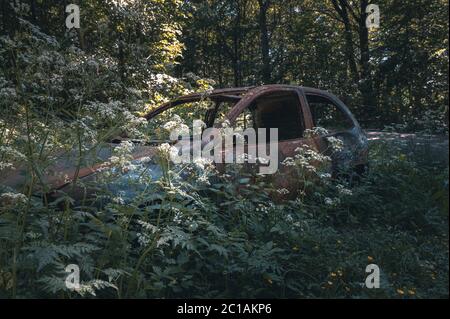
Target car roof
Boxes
[143,85,336,120]
[168,85,333,98]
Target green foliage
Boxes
[0,132,448,298]
[177,0,449,128]
[0,0,448,299]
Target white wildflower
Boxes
[324,197,341,206]
[157,143,172,158]
[305,127,329,138]
[137,220,159,234]
[319,172,332,180]
[326,136,344,152]
[0,146,26,160]
[336,184,353,196]
[156,236,170,248]
[162,115,190,136]
[276,188,290,195]
[0,162,14,171]
[137,233,151,247]
[282,157,295,167]
[193,157,213,170]
[0,192,28,206]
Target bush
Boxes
[0,132,448,298]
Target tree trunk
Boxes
[232,1,242,87]
[30,0,37,23]
[258,0,271,84]
[358,0,376,111]
[331,0,377,118]
[331,0,359,83]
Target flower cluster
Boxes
[106,141,136,174]
[162,115,190,136]
[0,146,27,171]
[282,144,331,174]
[0,192,28,207]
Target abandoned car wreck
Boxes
[0,85,368,201]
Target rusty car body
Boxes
[0,85,368,200]
[144,85,368,183]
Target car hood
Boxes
[0,142,161,197]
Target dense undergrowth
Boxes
[0,135,448,299]
[0,5,448,299]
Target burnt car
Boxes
[0,85,368,199]
[144,85,368,179]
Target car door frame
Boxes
[302,87,368,174]
[302,87,360,134]
[224,85,323,179]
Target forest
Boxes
[0,0,448,299]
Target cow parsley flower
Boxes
[193,157,213,170]
[324,197,341,206]
[282,157,295,167]
[305,127,329,138]
[0,192,28,206]
[336,184,353,196]
[276,188,290,195]
[326,136,344,152]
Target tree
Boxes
[258,0,271,83]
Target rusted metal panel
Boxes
[0,144,158,193]
[1,85,369,198]
[143,86,254,120]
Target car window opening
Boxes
[306,94,354,132]
[252,92,305,142]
